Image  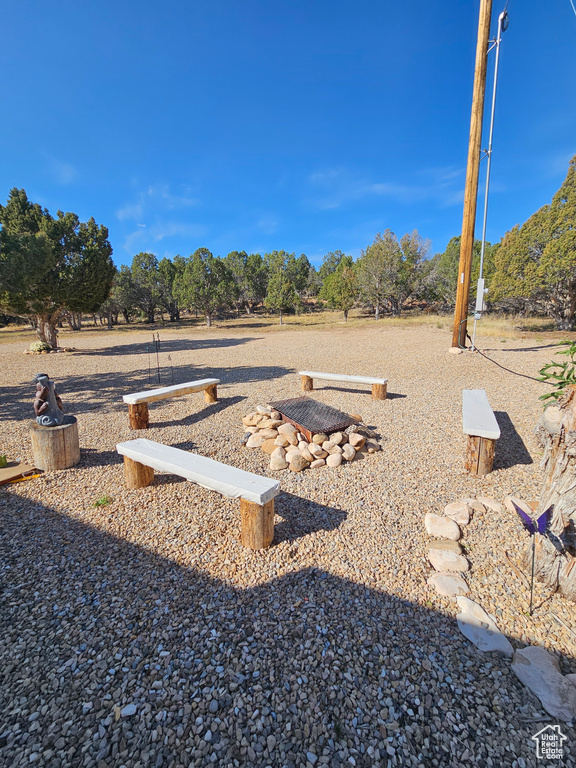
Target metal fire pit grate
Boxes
[269,396,358,437]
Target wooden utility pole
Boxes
[452,0,493,349]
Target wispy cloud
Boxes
[44,155,77,185]
[306,166,465,210]
[123,221,207,254]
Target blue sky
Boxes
[2,1,575,268]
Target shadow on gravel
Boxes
[76,337,260,357]
[319,385,407,400]
[493,411,533,470]
[1,364,292,422]
[0,493,575,768]
[151,396,247,430]
[273,493,347,544]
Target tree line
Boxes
[1,154,574,345]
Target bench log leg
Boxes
[124,456,154,489]
[301,375,313,392]
[465,435,495,477]
[204,384,218,404]
[371,382,387,400]
[128,403,149,430]
[240,498,274,549]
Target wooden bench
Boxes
[123,378,220,429]
[299,371,387,400]
[116,438,280,549]
[462,389,501,476]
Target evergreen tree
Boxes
[264,251,300,324]
[319,255,358,321]
[0,188,114,347]
[175,248,237,327]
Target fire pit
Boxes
[269,396,359,441]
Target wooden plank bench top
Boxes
[116,438,279,506]
[123,378,220,405]
[462,389,501,440]
[299,371,387,400]
[299,371,387,386]
[462,389,500,477]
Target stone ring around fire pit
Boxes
[241,397,382,472]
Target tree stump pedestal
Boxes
[30,416,81,470]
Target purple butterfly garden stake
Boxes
[512,502,553,616]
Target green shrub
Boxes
[30,341,52,353]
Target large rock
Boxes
[256,405,271,414]
[289,454,309,472]
[274,435,290,447]
[326,453,342,468]
[349,433,365,450]
[455,597,513,657]
[477,496,503,513]
[427,572,469,597]
[261,438,277,455]
[285,448,301,463]
[246,433,266,449]
[444,502,471,526]
[428,548,468,573]
[309,443,327,458]
[243,413,265,427]
[342,444,356,461]
[366,441,381,453]
[330,431,345,445]
[312,433,328,445]
[511,646,576,722]
[424,513,461,541]
[286,433,299,446]
[270,456,289,471]
[258,428,278,439]
[299,445,314,462]
[322,440,336,452]
[428,539,462,554]
[270,446,286,460]
[327,444,343,455]
[258,418,284,429]
[310,458,325,469]
[278,423,297,436]
[504,496,533,515]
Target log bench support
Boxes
[462,389,500,477]
[123,378,220,430]
[117,438,280,549]
[299,371,388,400]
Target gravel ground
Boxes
[1,324,575,768]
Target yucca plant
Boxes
[538,340,576,403]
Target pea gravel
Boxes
[1,324,575,768]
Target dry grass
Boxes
[0,310,572,347]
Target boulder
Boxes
[455,597,513,657]
[428,539,462,554]
[270,446,286,460]
[341,444,356,461]
[270,410,281,419]
[258,428,278,439]
[322,441,336,452]
[310,459,326,469]
[242,412,258,426]
[349,433,366,450]
[309,443,327,458]
[246,433,266,449]
[428,548,468,573]
[278,423,297,436]
[463,498,486,514]
[427,572,469,597]
[270,456,289,471]
[286,432,299,446]
[289,454,309,472]
[330,431,345,445]
[262,439,278,455]
[274,435,290,447]
[511,646,576,722]
[504,496,533,515]
[299,445,314,462]
[326,453,342,468]
[256,405,272,414]
[444,502,471,526]
[478,496,503,513]
[366,440,381,453]
[327,444,343,455]
[285,448,300,463]
[297,432,307,442]
[424,513,461,541]
[312,433,328,445]
[258,418,284,429]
